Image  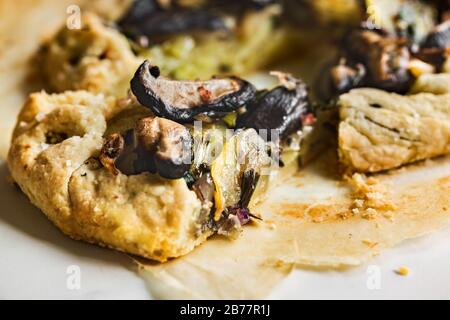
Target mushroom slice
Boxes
[422,20,450,50]
[344,28,413,93]
[99,133,125,176]
[134,116,193,179]
[130,60,257,122]
[321,25,415,100]
[118,0,278,42]
[236,72,310,140]
[119,2,230,42]
[417,20,450,70]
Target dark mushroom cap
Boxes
[345,28,413,92]
[208,0,279,12]
[319,27,414,99]
[329,61,366,95]
[422,20,450,49]
[236,72,310,140]
[118,0,278,39]
[131,60,257,123]
[118,0,160,28]
[134,116,193,179]
[119,4,230,41]
[416,20,450,70]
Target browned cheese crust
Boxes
[7,91,209,262]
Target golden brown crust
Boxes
[338,74,450,172]
[38,13,140,96]
[7,90,207,262]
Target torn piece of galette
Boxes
[37,0,301,96]
[8,61,322,262]
[37,0,384,98]
[338,73,450,173]
[38,12,141,95]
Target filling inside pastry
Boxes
[118,0,298,79]
[98,60,315,237]
[37,0,389,97]
[316,0,450,172]
[37,0,309,96]
[318,0,450,101]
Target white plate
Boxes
[2,158,450,300]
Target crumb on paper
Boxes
[266,221,277,230]
[396,266,410,276]
[382,211,395,221]
[338,210,353,220]
[362,239,378,248]
[353,199,364,208]
[312,216,325,223]
[362,208,377,220]
[346,173,397,220]
[366,177,378,185]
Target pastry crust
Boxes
[410,72,450,95]
[7,90,208,262]
[338,74,450,172]
[38,13,140,95]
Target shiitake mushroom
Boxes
[320,25,414,101]
[422,20,450,49]
[131,60,256,123]
[344,27,413,93]
[119,5,229,42]
[134,116,193,179]
[417,20,450,69]
[317,0,450,101]
[118,0,160,28]
[235,72,310,140]
[328,60,366,97]
[118,0,277,42]
[99,117,193,179]
[319,0,450,100]
[208,0,279,11]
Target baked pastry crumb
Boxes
[346,173,396,220]
[396,266,410,276]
